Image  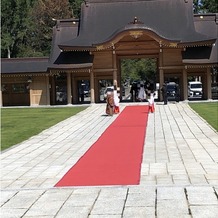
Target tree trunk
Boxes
[7,47,11,58]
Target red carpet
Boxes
[55,105,149,187]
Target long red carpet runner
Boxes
[55,105,149,187]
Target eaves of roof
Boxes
[183,14,218,65]
[47,51,94,70]
[1,58,49,74]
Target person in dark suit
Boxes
[175,84,180,102]
[161,83,168,105]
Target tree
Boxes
[121,58,157,84]
[1,0,34,58]
[193,0,201,14]
[1,0,73,58]
[29,0,73,56]
[193,0,218,13]
[69,0,83,18]
[200,0,218,13]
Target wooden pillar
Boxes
[206,67,212,99]
[94,75,99,103]
[159,47,164,101]
[67,72,72,104]
[112,50,117,86]
[183,68,188,101]
[46,75,50,105]
[0,90,2,107]
[29,82,33,106]
[72,76,77,104]
[90,69,95,103]
[159,69,164,101]
[51,76,55,105]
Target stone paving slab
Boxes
[190,206,218,218]
[1,186,218,217]
[1,102,218,217]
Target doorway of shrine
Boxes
[119,57,158,102]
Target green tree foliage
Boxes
[26,0,73,56]
[193,0,218,13]
[193,0,201,13]
[69,0,83,18]
[121,59,157,84]
[1,0,73,58]
[200,0,218,13]
[1,0,34,58]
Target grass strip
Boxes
[1,106,87,151]
[189,102,218,131]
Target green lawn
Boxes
[1,106,87,151]
[1,103,217,151]
[189,102,218,131]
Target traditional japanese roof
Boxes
[183,14,218,65]
[1,0,217,74]
[49,19,79,64]
[59,0,216,51]
[1,58,48,75]
[48,19,93,70]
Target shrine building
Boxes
[1,0,218,106]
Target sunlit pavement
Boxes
[1,102,218,218]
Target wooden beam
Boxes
[116,49,159,56]
[159,66,185,70]
[94,68,115,72]
[116,40,158,47]
[117,55,159,61]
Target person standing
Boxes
[130,82,137,102]
[138,82,146,101]
[175,84,180,102]
[80,82,85,103]
[148,91,155,113]
[113,85,120,114]
[161,83,168,105]
[106,91,114,116]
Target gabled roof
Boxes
[183,14,218,65]
[48,19,93,70]
[59,0,215,50]
[1,58,48,74]
[48,19,79,66]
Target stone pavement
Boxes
[1,102,218,218]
